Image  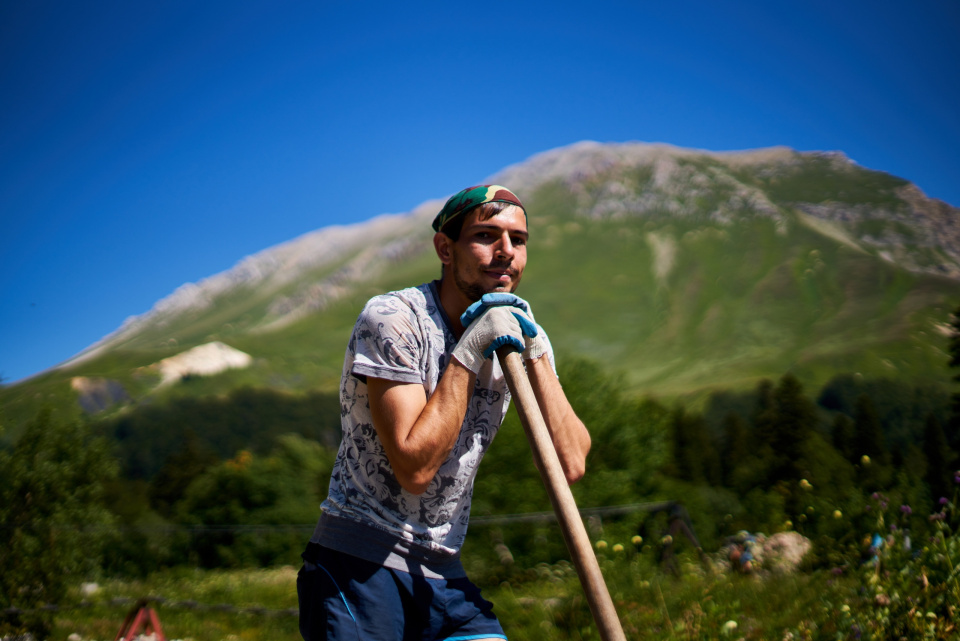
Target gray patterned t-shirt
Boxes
[310,281,553,577]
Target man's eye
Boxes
[512,237,527,246]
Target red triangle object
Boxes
[114,599,167,641]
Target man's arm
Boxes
[365,305,527,495]
[460,295,591,484]
[525,354,591,484]
[367,359,476,495]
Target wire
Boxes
[4,502,666,533]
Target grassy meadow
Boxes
[50,489,960,641]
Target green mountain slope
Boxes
[2,142,957,432]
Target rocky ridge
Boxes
[494,141,960,277]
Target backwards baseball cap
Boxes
[431,185,525,233]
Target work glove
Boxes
[452,306,526,373]
[459,293,531,325]
[459,293,548,362]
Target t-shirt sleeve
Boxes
[350,295,424,385]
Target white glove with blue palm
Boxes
[457,293,548,365]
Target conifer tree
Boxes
[721,411,749,487]
[670,407,721,485]
[752,379,777,451]
[853,393,888,464]
[923,412,955,501]
[747,379,781,488]
[947,302,960,450]
[769,373,818,488]
[832,413,856,463]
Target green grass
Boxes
[49,542,958,641]
[53,567,301,641]
[46,556,836,641]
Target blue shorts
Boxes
[297,544,506,641]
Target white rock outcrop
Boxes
[154,341,252,386]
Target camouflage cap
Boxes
[431,185,525,233]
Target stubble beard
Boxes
[451,254,518,303]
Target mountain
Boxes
[2,141,958,431]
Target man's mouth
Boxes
[484,266,515,281]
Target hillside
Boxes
[2,141,958,432]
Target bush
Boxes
[176,434,334,567]
[0,409,117,638]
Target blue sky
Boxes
[2,0,958,384]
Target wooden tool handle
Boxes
[496,347,626,641]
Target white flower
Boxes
[721,620,738,635]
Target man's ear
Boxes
[433,232,453,267]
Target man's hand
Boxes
[460,292,531,325]
[452,306,527,373]
[460,293,547,361]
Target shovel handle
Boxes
[496,347,626,641]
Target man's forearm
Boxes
[368,359,476,495]
[525,355,591,483]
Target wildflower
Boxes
[613,543,624,553]
[954,470,960,484]
[833,510,843,519]
[862,455,871,466]
[661,534,673,545]
[806,505,815,514]
[900,504,912,515]
[799,478,813,490]
[926,612,937,619]
[721,620,738,635]
[939,497,949,505]
[596,540,608,550]
[784,520,793,529]
[631,535,643,545]
[841,604,850,612]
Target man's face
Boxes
[445,204,528,303]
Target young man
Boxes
[298,185,591,640]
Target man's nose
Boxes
[494,233,515,259]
